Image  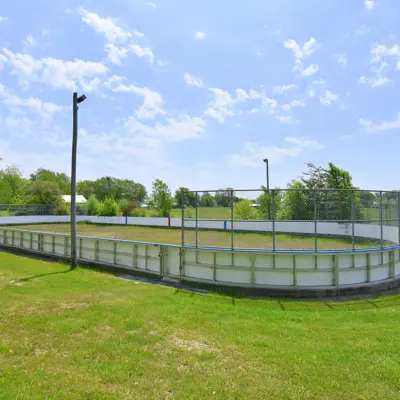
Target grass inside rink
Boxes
[13,223,380,250]
[0,252,399,399]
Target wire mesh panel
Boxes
[181,188,400,252]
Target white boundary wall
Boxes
[1,215,399,243]
[0,224,400,289]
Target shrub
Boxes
[130,208,146,217]
[234,200,257,220]
[53,202,70,215]
[147,209,163,218]
[87,195,100,216]
[119,199,141,216]
[97,197,122,216]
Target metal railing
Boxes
[181,188,400,252]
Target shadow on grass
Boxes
[19,267,73,283]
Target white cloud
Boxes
[157,60,168,67]
[284,37,320,59]
[334,53,348,67]
[125,115,206,142]
[359,114,400,133]
[281,100,306,111]
[306,79,326,98]
[228,136,324,167]
[0,16,6,24]
[78,8,153,65]
[146,2,157,8]
[0,54,6,71]
[195,31,206,40]
[365,0,374,10]
[78,8,139,43]
[273,84,297,94]
[301,64,319,76]
[359,74,391,87]
[23,33,37,48]
[79,77,102,93]
[276,115,297,124]
[205,87,276,123]
[105,76,165,120]
[184,73,204,87]
[256,52,264,57]
[355,25,370,36]
[2,49,108,90]
[320,90,338,106]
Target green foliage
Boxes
[77,177,147,203]
[214,188,237,207]
[278,181,314,220]
[130,208,146,217]
[87,196,100,216]
[25,181,62,205]
[174,188,197,208]
[118,199,141,217]
[150,179,172,217]
[53,202,70,215]
[234,200,257,220]
[97,197,122,216]
[30,168,71,194]
[0,165,28,204]
[257,188,282,219]
[199,192,215,207]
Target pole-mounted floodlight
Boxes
[71,92,87,269]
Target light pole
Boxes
[263,158,271,219]
[71,92,87,269]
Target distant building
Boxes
[61,195,87,204]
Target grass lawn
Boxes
[0,252,399,399]
[12,223,380,250]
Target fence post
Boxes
[181,188,185,247]
[314,190,318,252]
[380,191,383,249]
[195,191,199,249]
[272,189,276,252]
[231,190,234,251]
[397,191,400,245]
[351,190,355,251]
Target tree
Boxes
[199,192,215,207]
[215,188,236,207]
[77,177,147,202]
[0,165,27,203]
[151,179,172,217]
[87,195,101,216]
[234,200,257,220]
[25,181,62,205]
[279,162,364,221]
[30,168,71,194]
[98,197,122,216]
[174,187,197,208]
[257,187,282,219]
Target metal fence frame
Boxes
[181,188,400,252]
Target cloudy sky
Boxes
[1,0,400,191]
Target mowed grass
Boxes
[0,252,399,399]
[12,223,380,250]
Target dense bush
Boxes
[234,200,258,220]
[87,196,100,216]
[130,208,146,217]
[119,199,141,216]
[53,202,70,215]
[97,197,122,216]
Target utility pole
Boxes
[263,158,271,219]
[71,92,87,269]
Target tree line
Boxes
[0,162,397,219]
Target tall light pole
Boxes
[263,158,271,219]
[71,92,87,269]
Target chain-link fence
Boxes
[0,204,88,216]
[181,189,400,251]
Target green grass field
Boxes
[13,223,381,250]
[0,252,399,399]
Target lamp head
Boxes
[77,94,87,104]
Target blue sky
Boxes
[1,0,400,192]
